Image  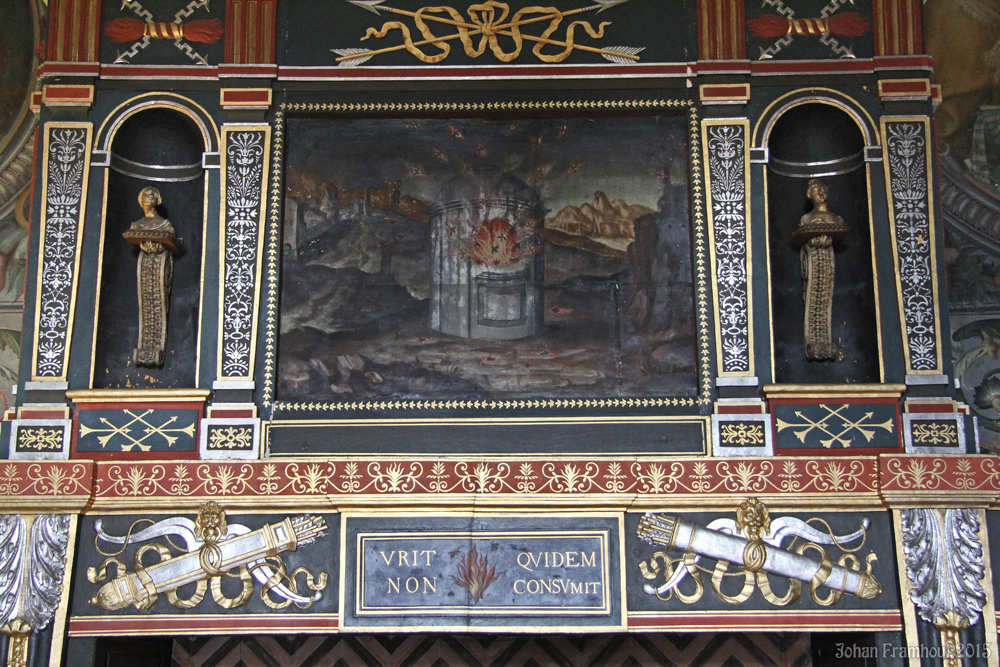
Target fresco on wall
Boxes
[928,0,1000,451]
[277,114,696,404]
[0,0,36,409]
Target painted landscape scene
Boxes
[277,114,697,403]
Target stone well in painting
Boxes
[428,170,545,340]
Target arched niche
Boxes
[766,103,879,383]
[93,108,205,388]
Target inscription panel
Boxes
[342,514,623,631]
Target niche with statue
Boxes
[766,103,879,383]
[93,108,204,388]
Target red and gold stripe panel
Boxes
[871,0,922,55]
[47,0,100,62]
[226,0,278,64]
[698,0,746,61]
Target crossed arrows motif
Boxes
[80,409,197,452]
[775,404,894,448]
[333,0,643,66]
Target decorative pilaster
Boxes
[697,0,746,60]
[31,123,92,381]
[226,0,278,64]
[217,126,270,380]
[899,509,989,666]
[0,515,73,667]
[702,120,753,379]
[47,0,101,62]
[881,118,944,377]
[871,0,922,56]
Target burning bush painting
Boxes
[451,544,503,603]
[278,113,697,405]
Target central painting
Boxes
[277,112,697,404]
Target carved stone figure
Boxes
[789,179,850,361]
[122,186,185,367]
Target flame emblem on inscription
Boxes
[451,544,503,602]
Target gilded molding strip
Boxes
[879,455,1000,504]
[217,125,271,380]
[263,112,284,408]
[880,117,943,375]
[702,119,753,376]
[689,108,714,399]
[261,98,709,411]
[32,123,93,381]
[0,461,94,512]
[87,457,879,502]
[8,456,1000,511]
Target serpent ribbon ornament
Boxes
[87,502,328,611]
[333,0,643,65]
[637,498,881,606]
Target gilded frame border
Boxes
[261,97,713,414]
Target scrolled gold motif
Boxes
[285,462,335,494]
[717,460,773,493]
[195,464,256,495]
[515,462,536,493]
[637,499,880,607]
[602,461,627,492]
[455,461,511,493]
[87,503,329,613]
[427,462,450,492]
[207,426,254,450]
[105,464,167,496]
[335,0,640,66]
[0,463,22,495]
[368,461,423,493]
[15,427,63,451]
[632,461,685,493]
[911,422,958,445]
[883,456,948,490]
[719,422,765,446]
[804,459,870,492]
[25,463,90,496]
[541,462,600,493]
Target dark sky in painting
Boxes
[285,115,687,215]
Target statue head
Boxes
[138,186,162,217]
[806,179,829,206]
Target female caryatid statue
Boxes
[789,179,849,361]
[122,186,185,367]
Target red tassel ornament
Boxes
[105,17,223,44]
[748,11,869,39]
